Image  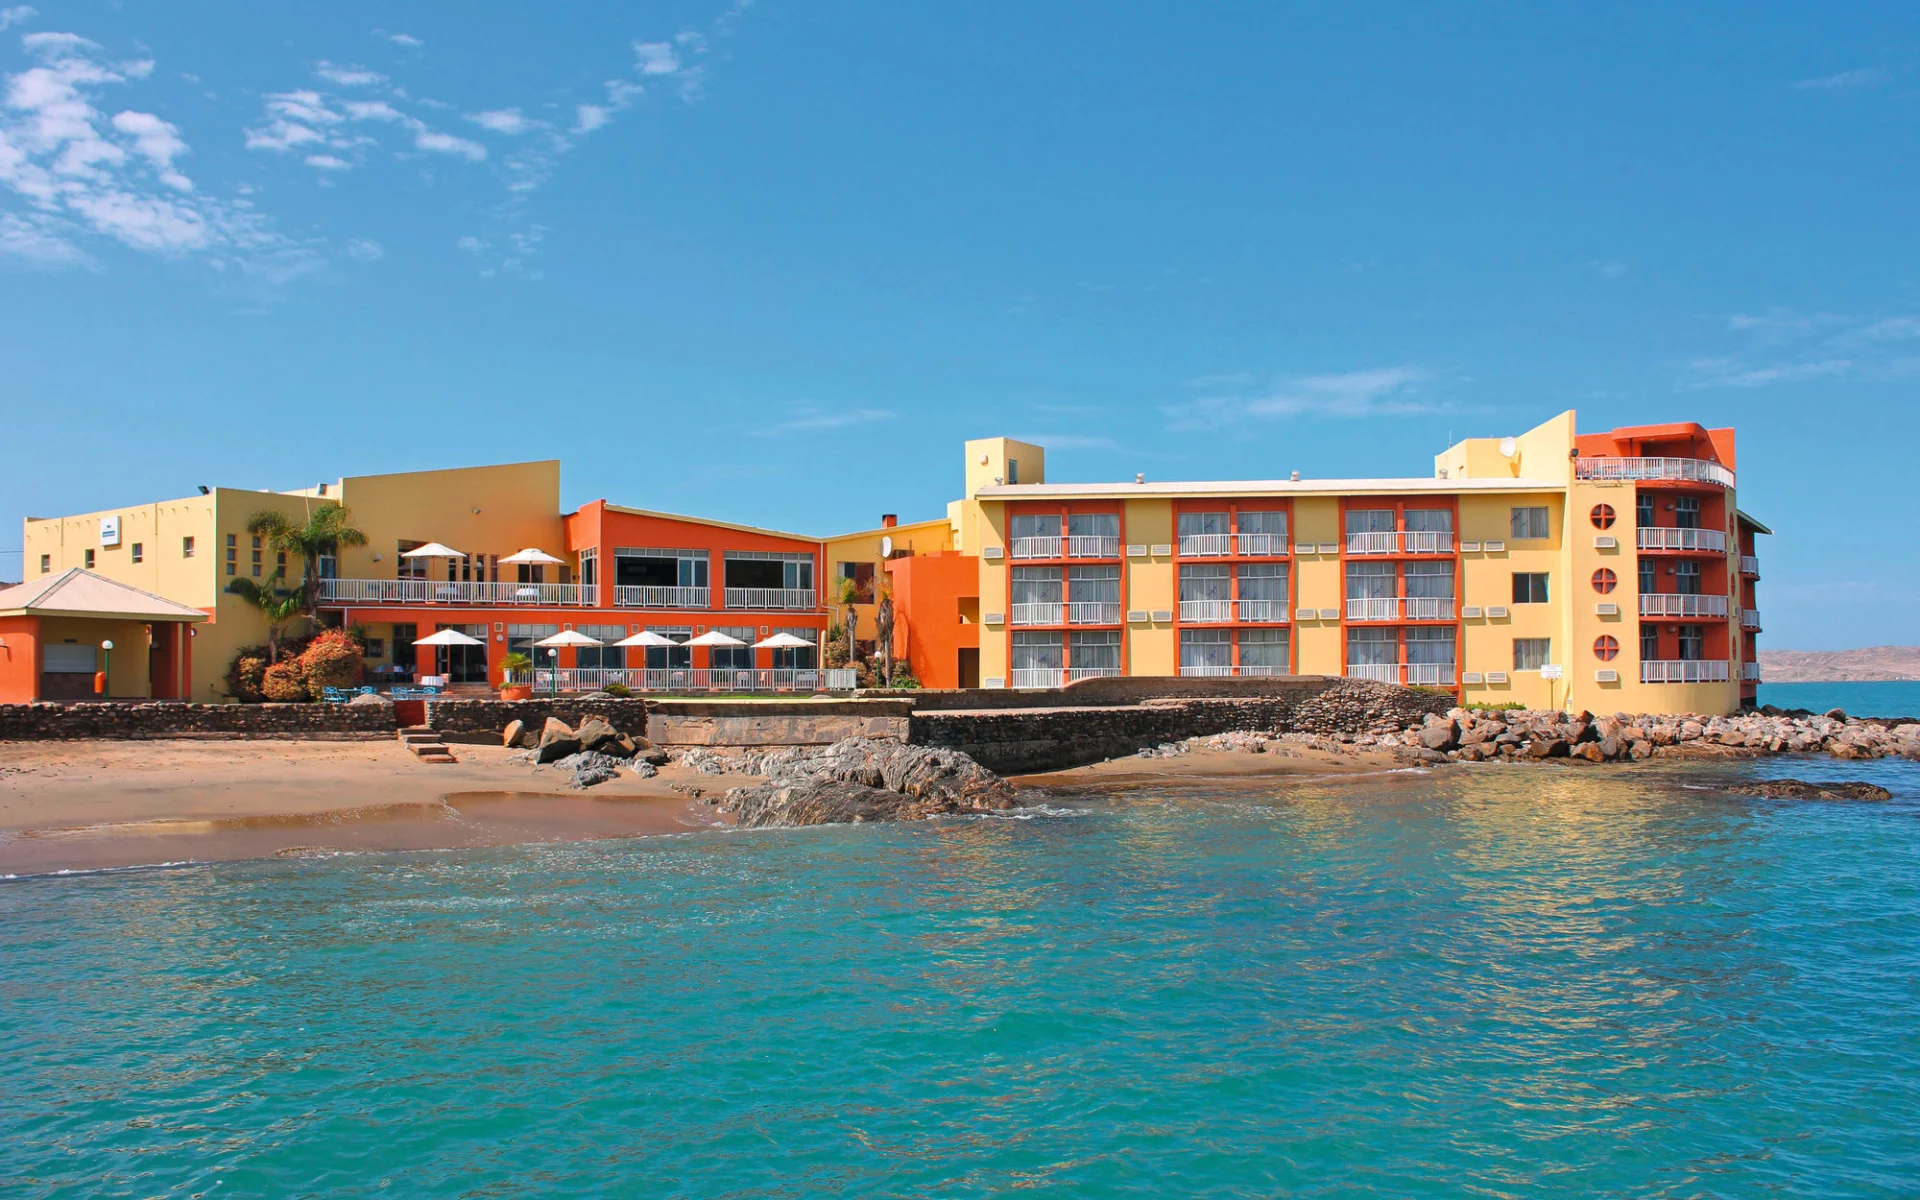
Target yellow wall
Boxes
[1122,499,1175,675]
[333,461,565,583]
[36,616,154,698]
[1292,497,1343,675]
[822,516,956,641]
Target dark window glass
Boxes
[1512,573,1549,604]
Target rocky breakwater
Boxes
[1358,707,1920,765]
[720,737,1019,827]
[504,714,669,789]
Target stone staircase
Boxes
[399,724,457,765]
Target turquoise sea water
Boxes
[1760,680,1920,719]
[6,757,1920,1198]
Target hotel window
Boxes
[507,624,559,666]
[615,548,709,595]
[578,548,597,589]
[251,535,263,577]
[1011,566,1063,623]
[1347,627,1398,670]
[642,626,693,670]
[1511,572,1549,604]
[1236,563,1288,616]
[392,623,417,671]
[1675,562,1701,596]
[276,550,287,575]
[1006,458,1019,484]
[1010,630,1063,682]
[363,638,385,659]
[1404,508,1453,535]
[1678,625,1704,661]
[226,534,237,576]
[1636,493,1656,528]
[182,536,195,558]
[131,543,143,564]
[722,551,813,595]
[1067,511,1120,553]
[1178,511,1230,555]
[1640,624,1659,662]
[1509,506,1550,540]
[1068,565,1120,619]
[710,626,756,672]
[772,627,818,670]
[576,625,628,671]
[85,549,95,569]
[1010,513,1062,558]
[1237,510,1288,554]
[838,561,876,603]
[317,554,336,580]
[1069,630,1121,676]
[1513,637,1552,671]
[1406,627,1456,675]
[39,554,50,574]
[1675,496,1701,530]
[398,540,428,580]
[1180,563,1232,621]
[1345,560,1396,604]
[1238,628,1289,674]
[1179,628,1232,675]
[1638,558,1656,594]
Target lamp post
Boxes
[548,646,559,696]
[100,639,113,699]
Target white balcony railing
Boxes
[1405,663,1456,687]
[1742,661,1762,682]
[1402,531,1454,554]
[1641,660,1731,684]
[530,667,852,694]
[1740,555,1760,578]
[1345,663,1402,684]
[317,578,587,606]
[1741,608,1761,631]
[1009,536,1062,560]
[1232,532,1289,557]
[1010,602,1063,626]
[1179,663,1289,678]
[724,587,817,611]
[1066,535,1121,558]
[1067,601,1122,625]
[1179,533,1232,557]
[1575,456,1735,488]
[1403,597,1456,621]
[1068,666,1122,682]
[1235,598,1289,623]
[1638,593,1729,618]
[1010,667,1065,688]
[614,585,710,609]
[1346,597,1401,621]
[1180,599,1233,623]
[1346,532,1400,555]
[1637,527,1728,553]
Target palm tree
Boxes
[226,572,307,663]
[833,576,860,669]
[248,502,369,619]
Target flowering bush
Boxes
[225,648,269,703]
[300,628,364,698]
[261,659,310,702]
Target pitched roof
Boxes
[0,569,208,622]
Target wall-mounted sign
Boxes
[1539,664,1564,680]
[99,516,120,546]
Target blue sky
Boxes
[2,2,1916,650]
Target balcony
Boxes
[1402,531,1454,554]
[533,667,853,694]
[723,587,818,611]
[1344,662,1456,686]
[1010,602,1063,626]
[1740,555,1760,578]
[1178,533,1232,557]
[1345,663,1400,684]
[1741,608,1761,631]
[1236,598,1289,623]
[1346,531,1399,555]
[614,585,709,609]
[1009,535,1061,560]
[317,578,587,606]
[1743,661,1762,682]
[1067,535,1121,558]
[1232,532,1289,557]
[1641,660,1731,684]
[1346,597,1401,622]
[1180,599,1233,623]
[1180,664,1289,678]
[1069,666,1122,682]
[1637,527,1728,553]
[1404,597,1456,621]
[1010,667,1065,688]
[1638,593,1729,618]
[1067,601,1122,625]
[1574,456,1735,488]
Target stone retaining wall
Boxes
[0,702,395,741]
[423,698,654,737]
[871,675,1345,711]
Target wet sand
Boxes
[0,738,1399,876]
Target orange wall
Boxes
[888,552,980,689]
[0,615,39,703]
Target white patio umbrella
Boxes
[683,630,746,648]
[412,627,483,683]
[614,630,680,648]
[752,632,816,650]
[401,542,466,561]
[533,630,604,695]
[500,548,566,567]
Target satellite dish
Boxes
[1499,436,1517,457]
[880,535,894,558]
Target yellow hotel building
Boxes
[13,410,1763,715]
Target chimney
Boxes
[1289,471,1300,482]
[881,514,898,528]
[1135,473,1145,484]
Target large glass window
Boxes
[1067,512,1119,539]
[1068,565,1120,620]
[722,551,813,592]
[1641,624,1659,661]
[576,624,626,670]
[772,628,818,670]
[1675,561,1701,595]
[1180,628,1232,674]
[1345,561,1396,600]
[1347,627,1397,665]
[710,626,756,671]
[1406,563,1454,598]
[1011,513,1062,540]
[1639,557,1657,594]
[1238,510,1288,540]
[644,626,692,670]
[1238,628,1289,673]
[1179,564,1231,602]
[615,549,708,590]
[1178,511,1230,555]
[838,561,876,603]
[1678,625,1704,661]
[1011,631,1063,682]
[1675,496,1701,529]
[1069,630,1121,674]
[1636,493,1656,528]
[1510,507,1551,539]
[1513,638,1552,670]
[1237,563,1288,603]
[1511,572,1548,603]
[1011,567,1063,604]
[1404,509,1452,533]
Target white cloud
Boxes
[573,104,610,134]
[111,109,190,190]
[414,129,486,160]
[754,406,898,435]
[1163,367,1438,430]
[1687,307,1920,387]
[249,88,485,166]
[304,153,351,170]
[1685,356,1853,389]
[313,61,386,88]
[467,107,534,135]
[1793,67,1891,91]
[380,32,422,48]
[344,237,382,261]
[0,6,34,32]
[0,210,92,267]
[634,41,681,75]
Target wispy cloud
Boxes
[1685,357,1853,389]
[1686,308,1920,388]
[0,6,34,32]
[754,406,897,435]
[0,30,322,284]
[245,79,485,166]
[467,107,533,135]
[1163,367,1438,431]
[313,61,385,88]
[1010,433,1123,452]
[1793,67,1891,91]
[378,31,422,49]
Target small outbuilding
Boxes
[0,569,209,703]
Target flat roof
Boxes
[975,476,1564,500]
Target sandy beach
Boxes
[0,737,1405,876]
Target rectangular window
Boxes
[398,540,428,580]
[1347,626,1397,666]
[182,536,195,558]
[1639,557,1656,594]
[131,543,143,564]
[1510,507,1550,540]
[226,534,237,576]
[721,551,814,593]
[391,623,417,671]
[1067,565,1120,606]
[1636,494,1655,528]
[1010,630,1062,676]
[1069,630,1121,675]
[1006,458,1018,484]
[85,549,95,569]
[317,554,336,580]
[1640,624,1659,662]
[39,554,50,574]
[1011,566,1063,607]
[1178,511,1231,556]
[1238,627,1289,674]
[578,549,597,589]
[1511,572,1549,604]
[1066,512,1119,539]
[1236,563,1288,604]
[1344,508,1395,535]
[1675,496,1701,530]
[576,624,628,670]
[709,626,756,671]
[363,638,385,659]
[1675,561,1701,595]
[276,550,287,574]
[251,535,263,578]
[1678,625,1704,661]
[1236,510,1288,555]
[1179,628,1232,674]
[1345,560,1396,600]
[1403,508,1453,533]
[1178,563,1231,602]
[614,549,709,591]
[1010,513,1061,540]
[1513,638,1552,670]
[1405,562,1453,599]
[838,561,876,603]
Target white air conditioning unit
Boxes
[1595,669,1620,683]
[1126,544,1149,557]
[982,612,1005,625]
[1151,609,1174,622]
[1462,672,1485,684]
[1462,606,1484,618]
[1487,605,1510,618]
[1461,541,1482,553]
[982,546,1004,560]
[1126,610,1149,623]
[1486,671,1510,684]
[1596,602,1619,616]
[1150,544,1173,556]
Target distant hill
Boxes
[1760,646,1920,682]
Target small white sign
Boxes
[99,516,120,546]
[1539,663,1564,680]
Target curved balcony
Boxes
[1637,528,1728,553]
[1740,555,1760,578]
[1741,608,1761,631]
[1575,456,1734,488]
[1639,594,1729,618]
[1642,660,1730,683]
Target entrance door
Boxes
[42,643,97,701]
[957,648,979,689]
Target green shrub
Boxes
[225,647,269,703]
[603,682,633,698]
[261,659,310,702]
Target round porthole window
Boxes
[1591,503,1616,529]
[1592,567,1617,594]
[1593,635,1620,661]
